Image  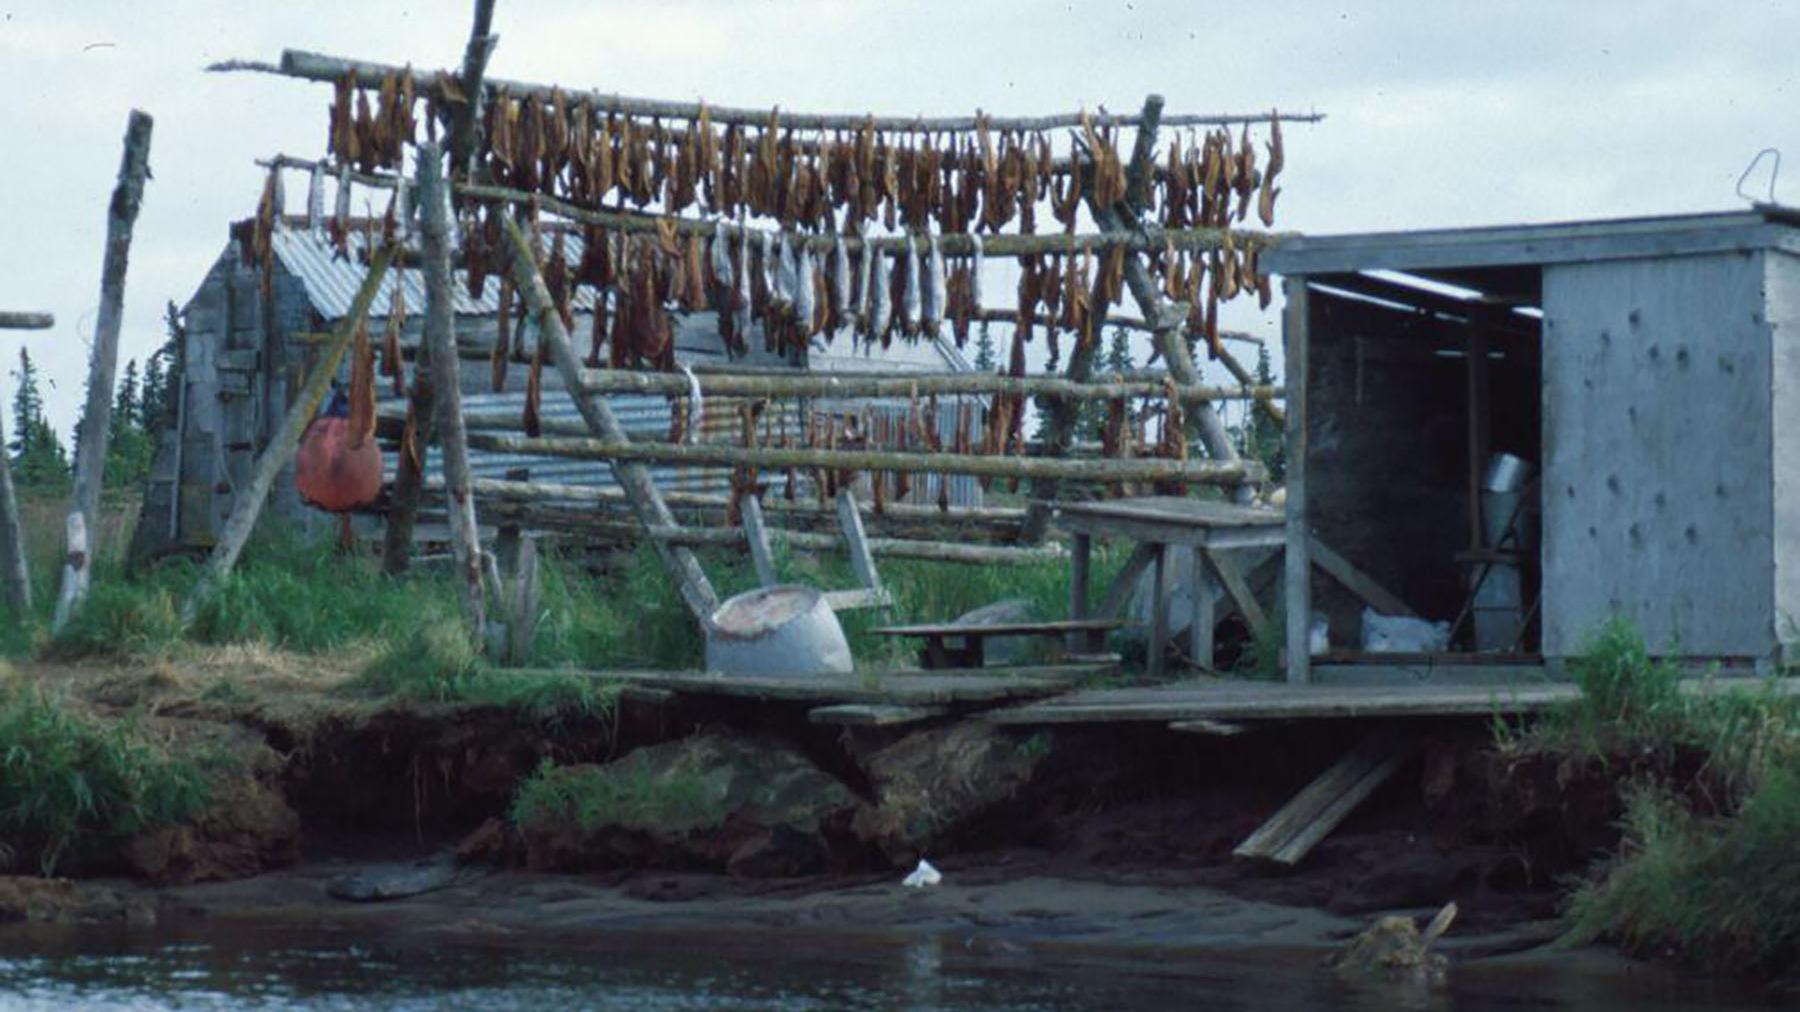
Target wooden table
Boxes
[1051,497,1287,676]
[871,618,1124,669]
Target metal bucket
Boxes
[704,585,854,678]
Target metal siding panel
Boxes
[1542,251,1775,658]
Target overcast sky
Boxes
[3,1,1797,438]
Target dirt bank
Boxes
[0,653,1631,956]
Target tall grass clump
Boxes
[0,682,216,874]
[350,619,620,722]
[508,755,721,834]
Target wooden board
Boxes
[871,618,1125,638]
[1053,497,1285,528]
[504,664,1105,706]
[1167,718,1248,737]
[1234,732,1411,866]
[985,673,1800,724]
[808,704,948,727]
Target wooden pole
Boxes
[1282,278,1311,684]
[180,243,397,625]
[379,311,435,574]
[52,110,152,632]
[0,401,28,616]
[217,49,1323,133]
[449,0,498,180]
[417,142,488,638]
[573,366,1277,404]
[462,429,1262,485]
[497,214,720,621]
[0,312,53,330]
[1023,94,1164,542]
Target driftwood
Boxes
[575,367,1278,405]
[54,110,153,632]
[419,142,487,639]
[181,243,397,624]
[220,49,1322,132]
[0,312,53,330]
[497,215,720,621]
[448,0,498,179]
[462,430,1265,485]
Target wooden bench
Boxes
[872,618,1125,669]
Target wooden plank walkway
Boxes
[984,674,1800,725]
[507,663,1108,707]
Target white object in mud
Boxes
[1361,608,1452,653]
[902,859,942,888]
[705,585,854,678]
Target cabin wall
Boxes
[1541,250,1775,659]
[1764,249,1800,657]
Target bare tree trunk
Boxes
[380,322,434,574]
[0,403,29,616]
[419,141,487,638]
[53,110,152,633]
[180,244,397,625]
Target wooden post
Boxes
[1190,548,1217,670]
[505,534,539,665]
[497,213,720,622]
[1068,531,1091,651]
[0,313,45,616]
[835,489,883,596]
[50,514,87,632]
[181,243,397,625]
[1283,278,1311,683]
[1021,94,1164,543]
[380,330,436,573]
[1148,542,1169,678]
[1465,308,1492,550]
[417,142,487,639]
[52,110,152,632]
[741,495,778,587]
[0,396,27,616]
[449,0,499,181]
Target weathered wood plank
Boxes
[1284,279,1312,684]
[1308,535,1419,618]
[821,587,894,611]
[1168,718,1248,736]
[872,619,1124,637]
[506,665,1101,706]
[836,489,883,595]
[740,495,777,587]
[808,703,948,727]
[577,366,1273,404]
[1207,549,1269,635]
[1233,733,1411,866]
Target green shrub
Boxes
[350,620,619,721]
[1564,766,1800,973]
[47,581,184,660]
[0,684,216,874]
[508,756,719,834]
[1567,616,1683,731]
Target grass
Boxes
[0,679,222,875]
[508,754,721,835]
[1511,617,1800,974]
[346,620,621,723]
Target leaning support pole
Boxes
[1085,95,1252,505]
[0,395,29,617]
[418,142,487,639]
[379,316,435,574]
[53,110,152,633]
[180,243,397,625]
[1021,94,1164,542]
[497,215,720,622]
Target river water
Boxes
[0,923,1781,1011]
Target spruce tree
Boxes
[10,348,69,488]
[1237,344,1285,484]
[105,359,151,487]
[973,321,997,372]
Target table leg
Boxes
[1149,543,1168,678]
[1069,532,1092,653]
[923,636,951,670]
[965,636,985,668]
[1192,547,1218,670]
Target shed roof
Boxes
[1263,206,1800,283]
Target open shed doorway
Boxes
[1298,265,1544,664]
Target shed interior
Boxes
[1300,266,1545,659]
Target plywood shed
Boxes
[129,216,984,563]
[1265,207,1800,681]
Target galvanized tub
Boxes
[704,585,854,678]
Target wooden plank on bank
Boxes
[1233,732,1412,866]
[985,679,1581,723]
[504,663,1106,706]
[809,703,948,727]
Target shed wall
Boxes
[1763,249,1800,654]
[1541,250,1775,658]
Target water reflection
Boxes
[0,923,1781,1011]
